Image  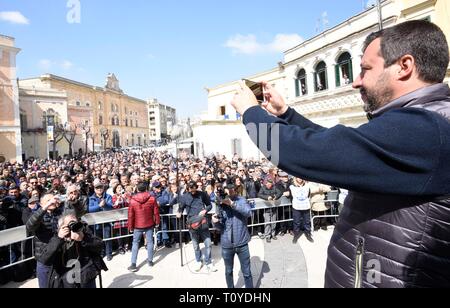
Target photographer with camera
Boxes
[212,183,253,288]
[25,193,63,288]
[40,211,107,288]
[176,181,216,273]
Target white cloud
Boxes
[0,11,29,25]
[38,59,53,71]
[38,59,76,71]
[224,33,303,55]
[224,34,262,55]
[146,53,156,59]
[61,60,74,70]
[269,34,304,53]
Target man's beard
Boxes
[361,72,394,114]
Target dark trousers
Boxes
[37,261,52,288]
[293,209,311,235]
[222,244,253,288]
[91,225,112,258]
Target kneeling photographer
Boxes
[212,184,253,288]
[40,211,107,288]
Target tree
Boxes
[78,122,92,154]
[54,123,77,158]
[62,123,77,158]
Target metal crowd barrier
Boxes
[0,197,340,272]
[0,227,35,271]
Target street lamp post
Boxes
[377,0,383,30]
[44,111,55,160]
[171,124,185,267]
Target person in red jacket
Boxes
[128,182,160,272]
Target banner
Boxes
[47,126,54,142]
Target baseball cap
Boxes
[278,171,289,177]
[28,196,40,205]
[93,179,103,188]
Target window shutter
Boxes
[349,59,354,82]
[295,79,300,97]
[335,65,341,87]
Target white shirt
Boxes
[290,184,311,211]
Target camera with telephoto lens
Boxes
[68,221,85,233]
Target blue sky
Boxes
[0,0,374,118]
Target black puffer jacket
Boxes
[26,207,63,263]
[326,193,450,288]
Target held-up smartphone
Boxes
[243,79,264,103]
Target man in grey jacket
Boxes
[213,183,253,288]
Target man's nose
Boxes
[352,74,362,89]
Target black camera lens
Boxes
[68,221,84,233]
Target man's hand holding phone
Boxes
[260,82,289,117]
[231,80,288,117]
[231,81,260,116]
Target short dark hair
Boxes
[137,181,148,192]
[363,20,449,84]
[188,181,198,189]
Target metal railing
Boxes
[0,197,340,272]
[0,227,35,271]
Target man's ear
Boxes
[396,55,415,80]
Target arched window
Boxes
[314,61,328,92]
[335,52,353,87]
[125,118,128,127]
[98,102,103,110]
[131,134,135,146]
[112,115,119,126]
[99,115,103,125]
[295,69,307,97]
[76,101,81,107]
[86,102,91,108]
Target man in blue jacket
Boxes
[213,183,253,288]
[88,180,113,261]
[232,20,450,288]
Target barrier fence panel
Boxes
[1,197,339,272]
[0,226,35,271]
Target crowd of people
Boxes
[0,149,343,287]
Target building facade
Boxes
[19,86,69,159]
[195,0,450,160]
[148,98,177,143]
[0,35,22,163]
[20,73,150,154]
